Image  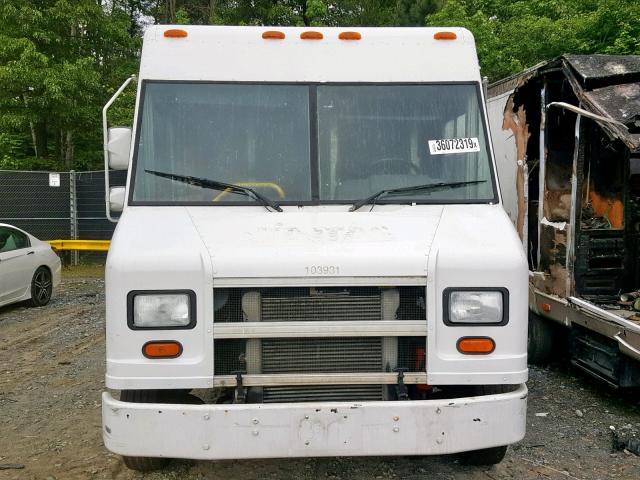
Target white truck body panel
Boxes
[486,91,519,228]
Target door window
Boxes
[0,227,30,253]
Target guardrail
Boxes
[48,240,110,251]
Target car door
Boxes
[0,227,36,304]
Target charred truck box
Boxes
[488,55,640,387]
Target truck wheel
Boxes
[458,385,508,466]
[119,389,202,472]
[528,311,555,364]
[458,445,508,465]
[122,455,169,472]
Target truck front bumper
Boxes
[102,384,527,460]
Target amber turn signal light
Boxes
[164,29,188,38]
[434,31,457,40]
[457,337,495,354]
[142,341,183,359]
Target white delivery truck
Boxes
[101,26,528,471]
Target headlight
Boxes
[128,291,196,329]
[444,288,508,325]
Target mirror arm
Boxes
[104,75,137,223]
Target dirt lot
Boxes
[1,266,639,480]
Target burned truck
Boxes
[488,54,640,387]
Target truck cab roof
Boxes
[139,26,480,83]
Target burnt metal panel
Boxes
[487,60,549,98]
[575,231,626,301]
[560,66,638,152]
[564,55,640,90]
[583,83,640,145]
[570,324,640,388]
[488,54,640,152]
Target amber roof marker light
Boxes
[262,31,286,40]
[301,31,323,40]
[338,31,362,41]
[434,31,457,40]
[164,29,188,38]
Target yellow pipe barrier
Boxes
[48,240,111,252]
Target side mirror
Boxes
[109,187,126,213]
[107,127,132,170]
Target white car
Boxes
[0,223,61,308]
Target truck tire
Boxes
[458,385,509,466]
[458,445,508,465]
[122,455,169,472]
[119,390,203,472]
[528,311,555,364]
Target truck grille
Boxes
[263,385,384,403]
[262,337,383,373]
[214,336,425,376]
[261,288,382,322]
[213,286,412,323]
[213,286,426,402]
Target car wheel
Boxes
[457,385,509,466]
[30,266,52,307]
[119,390,203,472]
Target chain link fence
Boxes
[0,170,126,262]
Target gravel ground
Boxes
[1,266,639,480]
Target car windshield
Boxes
[131,82,496,204]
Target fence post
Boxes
[69,170,79,266]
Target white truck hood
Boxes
[185,205,443,280]
[109,204,521,283]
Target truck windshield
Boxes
[131,82,496,204]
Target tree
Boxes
[396,0,441,26]
[4,0,638,171]
[427,0,640,81]
[0,1,138,169]
[141,0,399,27]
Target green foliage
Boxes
[175,8,191,24]
[396,0,441,26]
[306,0,328,26]
[159,0,398,27]
[2,0,640,171]
[0,132,30,170]
[427,0,640,81]
[0,0,138,170]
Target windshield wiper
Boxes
[145,170,283,212]
[349,180,487,212]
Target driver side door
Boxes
[0,226,35,305]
